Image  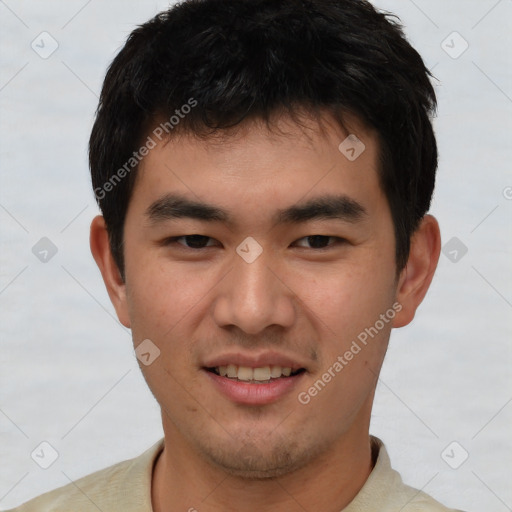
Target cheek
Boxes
[294,267,394,424]
[299,262,396,342]
[124,261,210,399]
[124,256,207,343]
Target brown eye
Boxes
[166,235,217,249]
[294,236,344,249]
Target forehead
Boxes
[129,111,385,226]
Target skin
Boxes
[90,111,441,512]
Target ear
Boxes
[392,214,441,328]
[90,215,131,328]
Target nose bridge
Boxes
[212,241,295,334]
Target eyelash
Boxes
[163,235,346,251]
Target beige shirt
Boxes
[7,436,463,512]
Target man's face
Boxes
[120,113,401,477]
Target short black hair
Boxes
[89,0,438,279]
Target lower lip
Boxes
[203,369,305,406]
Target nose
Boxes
[212,244,296,335]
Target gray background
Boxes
[0,0,511,510]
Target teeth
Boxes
[270,365,282,378]
[227,364,237,378]
[237,366,254,381]
[253,366,271,381]
[213,365,296,381]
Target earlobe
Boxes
[392,214,441,328]
[89,215,131,328]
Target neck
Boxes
[151,419,374,512]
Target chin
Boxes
[219,465,296,480]
[199,436,322,480]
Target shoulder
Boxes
[5,439,164,512]
[344,436,466,512]
[388,478,464,512]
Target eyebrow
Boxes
[146,193,367,226]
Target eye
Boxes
[165,235,218,249]
[293,235,345,249]
[163,234,345,251]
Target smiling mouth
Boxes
[205,365,306,383]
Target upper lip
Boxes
[202,351,308,371]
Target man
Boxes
[9,0,464,510]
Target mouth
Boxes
[202,363,307,405]
[205,365,306,383]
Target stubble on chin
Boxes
[193,430,330,480]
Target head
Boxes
[89,0,441,478]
